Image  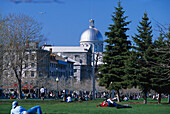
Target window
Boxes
[31,54,35,61]
[11,72,14,77]
[80,59,82,64]
[31,63,35,68]
[39,72,42,77]
[11,55,15,60]
[75,55,80,61]
[74,69,77,72]
[25,63,28,68]
[95,45,98,52]
[25,55,28,60]
[31,71,34,77]
[25,71,29,77]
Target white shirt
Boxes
[107,98,113,104]
[40,88,45,93]
[67,96,72,102]
[10,106,27,114]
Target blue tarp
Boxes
[58,60,67,65]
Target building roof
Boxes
[80,28,103,42]
[80,19,103,42]
[66,57,81,65]
[43,46,90,53]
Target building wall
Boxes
[37,49,50,77]
[80,41,103,52]
[66,61,74,79]
[54,52,92,81]
[56,52,89,65]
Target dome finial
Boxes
[89,19,95,28]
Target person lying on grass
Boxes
[10,101,43,114]
[96,97,132,108]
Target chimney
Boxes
[26,40,29,47]
[49,48,52,52]
[89,19,95,28]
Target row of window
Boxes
[50,63,66,70]
[25,54,36,61]
[49,71,65,77]
[25,63,36,68]
[67,63,73,68]
[50,63,57,68]
[3,71,35,77]
[25,71,35,77]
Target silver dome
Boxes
[80,19,103,42]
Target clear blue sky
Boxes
[1,0,170,46]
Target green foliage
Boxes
[150,29,170,94]
[132,12,153,94]
[98,1,131,92]
[133,12,153,53]
[124,50,141,88]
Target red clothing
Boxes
[100,101,108,107]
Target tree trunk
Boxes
[158,93,161,104]
[168,94,170,103]
[111,89,114,99]
[14,69,22,99]
[143,91,147,104]
[18,78,22,99]
[116,89,121,102]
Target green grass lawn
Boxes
[0,98,169,114]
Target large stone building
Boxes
[1,41,74,92]
[0,19,103,97]
[43,19,103,81]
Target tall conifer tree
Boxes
[150,29,170,103]
[124,49,140,88]
[132,12,153,104]
[98,1,131,102]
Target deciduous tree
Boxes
[0,14,44,99]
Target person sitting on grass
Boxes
[10,101,42,114]
[97,98,132,108]
[66,95,72,102]
[78,96,83,102]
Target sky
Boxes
[1,0,170,46]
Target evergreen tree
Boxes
[150,30,170,104]
[164,26,170,103]
[124,48,140,89]
[132,12,153,104]
[98,1,131,102]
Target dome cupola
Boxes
[80,19,103,42]
[80,19,103,52]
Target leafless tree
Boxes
[95,80,107,93]
[0,13,44,99]
[152,22,170,70]
[57,76,74,91]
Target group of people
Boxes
[10,88,133,114]
[63,95,88,102]
[10,97,132,113]
[97,97,132,109]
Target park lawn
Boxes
[0,98,169,114]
